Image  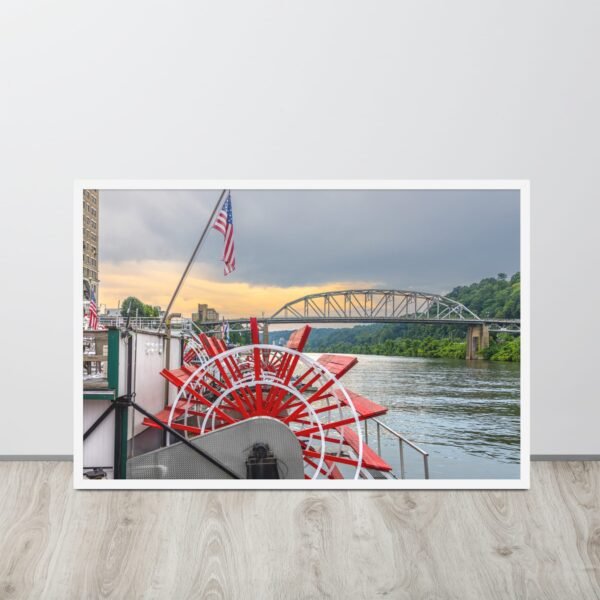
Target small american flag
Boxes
[88,289,98,330]
[212,192,236,275]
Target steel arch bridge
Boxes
[201,289,520,333]
[272,289,480,322]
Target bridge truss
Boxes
[272,289,481,322]
[200,289,520,334]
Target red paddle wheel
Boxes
[144,318,395,479]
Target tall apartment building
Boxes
[83,189,100,302]
[192,303,219,323]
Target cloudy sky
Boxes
[97,189,520,318]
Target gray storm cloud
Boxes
[99,189,520,294]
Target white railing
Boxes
[99,316,194,331]
[364,418,430,479]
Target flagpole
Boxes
[159,189,227,332]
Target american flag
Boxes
[88,289,98,330]
[212,192,236,275]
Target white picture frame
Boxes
[74,180,530,490]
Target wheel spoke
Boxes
[295,415,357,437]
[169,338,365,479]
[303,449,360,468]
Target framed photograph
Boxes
[74,181,529,489]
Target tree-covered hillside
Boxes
[447,272,520,319]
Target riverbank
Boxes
[308,334,520,362]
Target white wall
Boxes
[82,332,181,470]
[83,400,114,470]
[131,332,181,438]
[0,1,598,456]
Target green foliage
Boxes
[229,330,251,345]
[312,337,468,359]
[482,334,520,362]
[120,296,160,317]
[447,272,520,319]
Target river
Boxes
[312,353,521,480]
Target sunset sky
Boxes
[97,189,520,319]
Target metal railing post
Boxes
[364,419,368,445]
[399,439,405,479]
[372,418,428,480]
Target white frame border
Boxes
[73,179,530,490]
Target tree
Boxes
[447,272,520,320]
[120,296,159,317]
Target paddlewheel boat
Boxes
[124,318,429,480]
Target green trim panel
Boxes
[107,328,120,390]
[114,404,128,478]
[83,390,116,401]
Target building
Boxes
[192,303,219,323]
[83,189,100,302]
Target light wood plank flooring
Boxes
[0,461,598,599]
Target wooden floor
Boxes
[0,462,598,599]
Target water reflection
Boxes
[313,354,521,479]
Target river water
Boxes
[312,353,521,480]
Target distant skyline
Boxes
[98,189,520,317]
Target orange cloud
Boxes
[98,260,374,318]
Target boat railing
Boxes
[99,316,193,332]
[365,417,430,479]
[83,330,109,389]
